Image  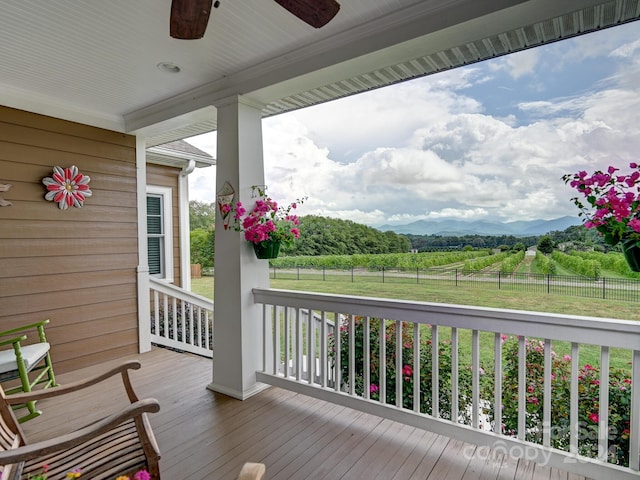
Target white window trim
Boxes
[147,185,174,283]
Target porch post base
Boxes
[206,381,270,400]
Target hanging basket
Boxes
[622,238,640,272]
[252,240,281,260]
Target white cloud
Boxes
[424,208,489,219]
[187,22,640,228]
[504,49,540,79]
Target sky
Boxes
[187,21,640,228]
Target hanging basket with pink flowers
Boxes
[228,186,306,260]
[563,162,640,271]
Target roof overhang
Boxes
[0,0,637,147]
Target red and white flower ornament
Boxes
[42,166,92,210]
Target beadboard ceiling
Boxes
[1,0,638,146]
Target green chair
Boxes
[0,320,57,422]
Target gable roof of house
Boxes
[0,1,637,146]
[146,140,215,169]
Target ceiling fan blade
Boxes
[274,0,340,29]
[170,0,213,39]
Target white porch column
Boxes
[135,136,152,353]
[208,95,270,400]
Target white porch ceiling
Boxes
[1,0,638,147]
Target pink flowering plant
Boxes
[28,466,151,480]
[486,337,633,466]
[563,162,640,247]
[329,317,474,421]
[226,186,306,249]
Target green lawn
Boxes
[191,274,638,370]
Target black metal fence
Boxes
[270,266,640,302]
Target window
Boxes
[146,187,173,281]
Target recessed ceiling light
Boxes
[157,62,181,73]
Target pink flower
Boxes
[588,412,599,423]
[134,470,151,480]
[402,364,413,379]
[563,355,571,361]
[228,186,306,248]
[527,397,539,405]
[234,202,246,218]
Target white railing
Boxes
[149,278,214,358]
[253,288,640,480]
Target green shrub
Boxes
[329,318,472,420]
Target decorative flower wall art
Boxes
[42,166,92,209]
[0,183,12,206]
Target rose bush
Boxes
[329,317,473,421]
[483,336,632,466]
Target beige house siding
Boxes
[0,106,139,374]
[146,164,182,287]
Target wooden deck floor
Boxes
[22,348,591,480]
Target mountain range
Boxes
[377,216,582,237]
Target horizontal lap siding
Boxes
[0,106,138,373]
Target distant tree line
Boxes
[405,233,540,251]
[283,215,411,256]
[188,202,412,267]
[188,199,616,269]
[405,224,618,254]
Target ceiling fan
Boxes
[170,0,341,40]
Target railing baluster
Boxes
[631,350,640,471]
[543,338,552,446]
[284,307,290,378]
[195,306,202,346]
[494,332,502,434]
[471,329,479,428]
[171,297,177,340]
[413,322,420,413]
[308,309,314,385]
[432,325,439,418]
[364,317,370,399]
[598,346,610,462]
[349,315,355,395]
[570,342,579,455]
[189,303,194,345]
[396,320,402,407]
[180,299,186,343]
[320,311,327,388]
[334,312,341,392]
[205,309,211,350]
[261,304,267,372]
[162,294,169,340]
[380,318,386,404]
[296,308,302,382]
[273,305,280,375]
[153,290,159,336]
[518,335,526,440]
[451,327,459,422]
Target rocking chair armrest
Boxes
[0,335,27,348]
[4,360,142,405]
[0,320,50,338]
[0,398,160,464]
